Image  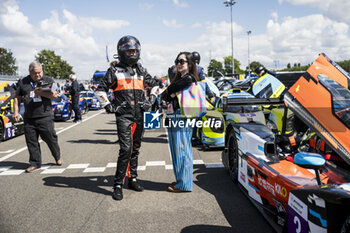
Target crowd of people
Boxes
[13,35,211,201]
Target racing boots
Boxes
[112,185,123,201]
[128,178,144,192]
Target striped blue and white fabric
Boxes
[167,110,193,191]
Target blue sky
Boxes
[1,0,350,80]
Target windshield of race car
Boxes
[318,74,350,129]
[52,94,69,103]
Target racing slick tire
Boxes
[227,133,239,183]
[83,101,89,114]
[341,214,350,233]
[0,119,4,141]
[68,104,73,120]
[198,127,209,151]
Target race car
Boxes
[0,91,25,141]
[195,100,225,149]
[51,93,88,121]
[222,54,350,233]
[80,91,101,110]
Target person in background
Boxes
[192,51,205,81]
[154,75,164,88]
[13,61,62,173]
[192,51,213,98]
[56,82,61,93]
[167,65,177,83]
[95,35,157,201]
[69,74,82,123]
[161,51,201,193]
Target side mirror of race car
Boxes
[294,152,326,186]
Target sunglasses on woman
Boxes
[175,59,188,65]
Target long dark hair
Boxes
[173,52,200,82]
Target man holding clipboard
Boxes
[13,61,62,173]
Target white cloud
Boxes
[271,12,278,22]
[0,0,129,79]
[62,9,129,35]
[162,19,184,29]
[281,0,350,23]
[173,0,188,8]
[143,13,350,75]
[264,14,350,68]
[2,0,350,80]
[0,0,34,36]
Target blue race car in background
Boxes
[80,91,101,110]
[51,94,88,121]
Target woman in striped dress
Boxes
[161,51,200,192]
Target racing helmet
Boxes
[192,51,201,64]
[254,66,266,76]
[117,35,141,66]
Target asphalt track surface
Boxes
[0,110,274,233]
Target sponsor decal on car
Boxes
[275,183,288,198]
[258,176,275,196]
[240,172,246,183]
[288,193,309,233]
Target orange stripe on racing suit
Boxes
[113,78,144,91]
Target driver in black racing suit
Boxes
[95,35,157,201]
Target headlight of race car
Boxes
[205,116,224,133]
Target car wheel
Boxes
[0,120,4,141]
[227,133,239,182]
[83,102,88,114]
[341,214,350,233]
[68,104,73,119]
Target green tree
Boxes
[207,59,224,77]
[0,47,18,75]
[280,63,310,72]
[337,60,350,73]
[223,56,242,75]
[248,61,264,74]
[35,49,74,79]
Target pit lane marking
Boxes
[0,110,104,162]
[0,160,223,176]
[0,150,15,154]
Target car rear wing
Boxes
[222,97,289,134]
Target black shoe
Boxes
[128,179,144,192]
[112,185,123,200]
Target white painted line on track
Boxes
[145,161,166,166]
[0,110,104,162]
[41,168,65,174]
[106,162,117,168]
[205,163,224,168]
[0,166,12,171]
[0,160,225,176]
[165,165,173,170]
[0,147,28,162]
[0,150,15,154]
[40,165,52,169]
[193,160,204,165]
[83,167,106,173]
[67,163,90,169]
[137,166,146,171]
[0,169,25,175]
